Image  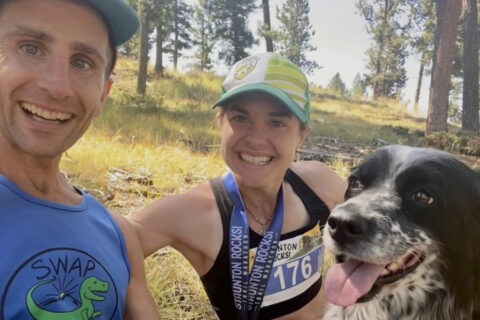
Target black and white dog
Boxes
[323,145,480,320]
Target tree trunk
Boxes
[414,57,425,114]
[262,0,273,52]
[426,0,462,134]
[173,0,179,72]
[155,26,164,76]
[373,0,389,100]
[461,0,479,134]
[137,11,150,95]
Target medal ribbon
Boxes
[225,171,284,320]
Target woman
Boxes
[132,53,346,319]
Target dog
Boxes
[322,145,480,319]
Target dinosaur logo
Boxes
[26,276,108,319]
[1,248,119,319]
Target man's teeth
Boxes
[240,153,272,165]
[21,102,72,121]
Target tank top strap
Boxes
[284,168,330,226]
[208,176,232,258]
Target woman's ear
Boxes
[297,125,312,149]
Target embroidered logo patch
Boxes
[234,56,259,80]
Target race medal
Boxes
[224,172,284,320]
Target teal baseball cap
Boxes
[85,0,139,46]
[213,53,310,123]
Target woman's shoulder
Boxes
[168,180,218,211]
[289,160,342,184]
[289,161,347,210]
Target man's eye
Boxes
[22,44,39,55]
[72,59,91,70]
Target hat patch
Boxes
[234,56,259,80]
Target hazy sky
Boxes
[172,0,430,115]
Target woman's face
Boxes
[219,93,310,188]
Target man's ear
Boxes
[94,77,113,117]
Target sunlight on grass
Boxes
[62,127,226,194]
[146,248,217,320]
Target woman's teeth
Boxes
[240,153,272,165]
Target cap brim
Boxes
[85,0,139,46]
[212,83,308,123]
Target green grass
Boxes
[60,57,432,319]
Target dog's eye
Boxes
[348,177,364,193]
[413,191,434,205]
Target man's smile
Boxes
[20,101,73,123]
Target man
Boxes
[0,0,160,318]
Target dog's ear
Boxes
[468,168,480,315]
[445,165,480,311]
[474,169,480,310]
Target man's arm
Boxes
[113,213,161,320]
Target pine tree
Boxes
[167,0,192,72]
[151,0,174,76]
[276,0,318,74]
[190,0,216,71]
[327,73,347,96]
[462,0,479,134]
[408,0,435,114]
[210,0,257,65]
[261,0,274,52]
[137,0,155,94]
[357,0,410,99]
[351,73,368,98]
[121,0,141,58]
[426,0,463,134]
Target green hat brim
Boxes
[212,83,308,124]
[85,0,139,46]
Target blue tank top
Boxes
[0,175,130,320]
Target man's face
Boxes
[0,0,113,159]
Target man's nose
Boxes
[37,56,73,101]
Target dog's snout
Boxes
[327,215,369,244]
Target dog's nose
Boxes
[327,215,369,244]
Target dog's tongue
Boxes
[324,259,384,307]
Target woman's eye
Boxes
[231,115,247,122]
[413,190,434,205]
[270,120,285,127]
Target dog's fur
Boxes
[323,145,480,320]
